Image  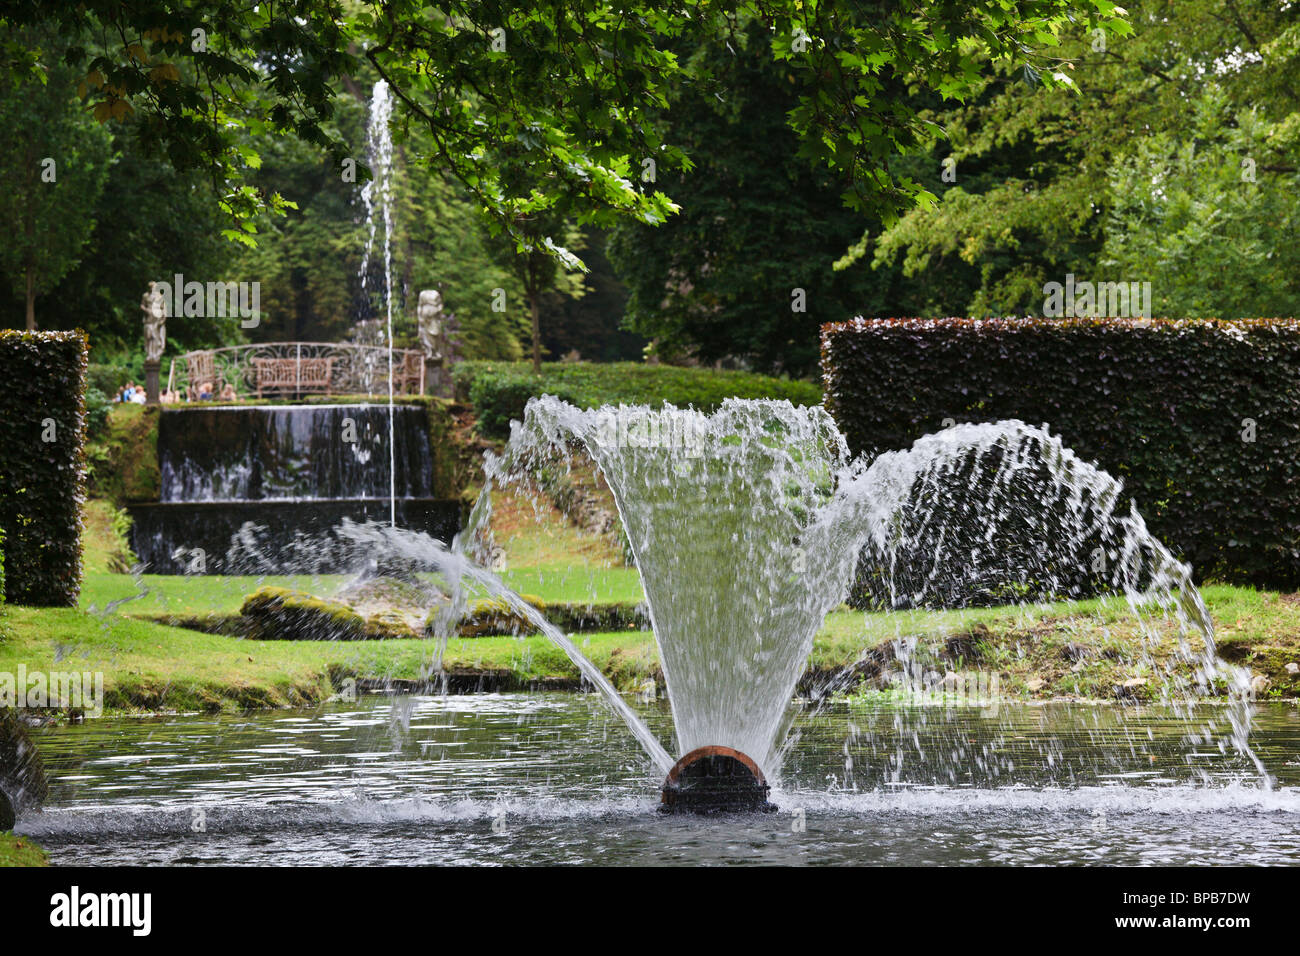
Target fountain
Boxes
[448,396,1262,812]
[358,79,398,528]
[113,79,1262,816]
[17,395,1288,863]
[128,81,464,574]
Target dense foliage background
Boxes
[1,1,1295,378]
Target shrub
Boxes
[454,360,822,438]
[86,403,160,504]
[467,372,578,440]
[821,317,1300,590]
[0,330,89,606]
[84,386,112,443]
[85,362,131,398]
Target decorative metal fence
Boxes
[167,342,425,400]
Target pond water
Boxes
[18,694,1300,866]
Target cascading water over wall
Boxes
[129,404,459,574]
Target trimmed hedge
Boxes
[821,317,1300,590]
[0,331,89,606]
[453,360,822,438]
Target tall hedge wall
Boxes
[821,317,1300,590]
[0,330,89,606]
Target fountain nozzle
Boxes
[660,746,776,814]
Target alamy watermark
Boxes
[594,407,706,458]
[892,669,1002,715]
[152,272,260,327]
[49,886,152,936]
[1043,273,1152,319]
[1,666,104,717]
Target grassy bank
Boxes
[5,582,1299,714]
[0,832,48,867]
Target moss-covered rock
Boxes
[239,586,434,640]
[240,586,369,641]
[455,594,548,637]
[1215,640,1300,699]
[546,601,645,633]
[445,596,645,637]
[362,609,421,640]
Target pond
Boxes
[18,694,1300,866]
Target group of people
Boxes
[194,381,239,402]
[114,382,148,404]
[114,381,239,404]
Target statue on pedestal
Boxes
[141,282,167,361]
[141,282,167,404]
[417,289,444,362]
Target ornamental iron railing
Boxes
[167,342,425,400]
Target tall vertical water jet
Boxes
[359,79,397,527]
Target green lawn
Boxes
[0,832,48,867]
[0,601,658,712]
[5,574,1297,714]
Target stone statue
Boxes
[141,281,167,362]
[417,289,444,362]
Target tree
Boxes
[233,95,367,344]
[608,16,908,375]
[5,0,1126,267]
[866,0,1300,317]
[1100,89,1300,317]
[487,200,586,372]
[392,140,532,360]
[234,84,532,358]
[0,29,111,329]
[26,128,236,355]
[538,228,643,362]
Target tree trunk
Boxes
[24,265,35,331]
[529,289,542,374]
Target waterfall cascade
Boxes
[129,404,459,574]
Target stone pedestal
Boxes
[424,359,450,398]
[144,359,161,405]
